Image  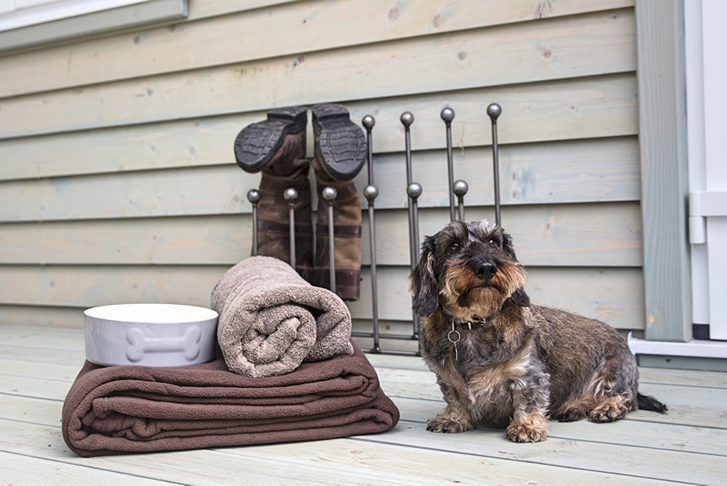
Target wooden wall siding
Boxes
[0,0,643,340]
[0,9,635,138]
[0,133,640,222]
[0,266,643,330]
[0,0,633,99]
[0,81,638,182]
[0,202,642,267]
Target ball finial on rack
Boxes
[406,182,422,199]
[362,115,376,129]
[453,180,469,197]
[247,189,261,204]
[400,112,414,127]
[440,107,455,123]
[363,185,379,200]
[321,186,338,202]
[283,187,298,202]
[486,103,502,121]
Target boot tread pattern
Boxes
[234,106,307,173]
[312,104,366,181]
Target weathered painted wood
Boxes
[0,10,636,138]
[365,203,643,267]
[354,136,641,210]
[0,135,641,221]
[0,420,682,486]
[0,265,229,310]
[187,0,299,20]
[0,324,84,350]
[357,419,726,485]
[0,359,79,382]
[0,265,644,329]
[0,135,640,221]
[0,75,637,176]
[0,0,634,99]
[0,112,640,204]
[350,266,645,328]
[0,165,252,222]
[1,345,84,366]
[0,451,173,486]
[0,215,253,264]
[636,0,691,342]
[0,202,643,267]
[638,354,727,373]
[1,325,723,486]
[373,364,727,430]
[638,367,727,388]
[384,396,727,457]
[374,366,727,429]
[3,329,725,436]
[0,305,85,328]
[0,374,72,401]
[370,350,727,390]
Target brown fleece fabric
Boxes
[211,256,353,378]
[61,341,399,457]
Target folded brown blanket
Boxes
[62,341,399,457]
[211,256,353,378]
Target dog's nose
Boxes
[475,262,497,281]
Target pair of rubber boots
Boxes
[234,104,365,301]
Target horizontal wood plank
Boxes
[358,417,726,485]
[0,0,633,98]
[0,76,639,195]
[350,265,645,329]
[0,417,679,486]
[0,202,642,267]
[0,10,635,138]
[368,202,643,267]
[0,107,639,185]
[0,264,643,329]
[0,134,640,221]
[0,451,173,486]
[0,324,84,350]
[357,136,641,209]
[187,0,299,20]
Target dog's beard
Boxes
[441,260,526,321]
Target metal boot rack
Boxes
[247,104,504,356]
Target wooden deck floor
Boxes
[1,324,725,485]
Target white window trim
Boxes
[0,0,151,32]
[0,0,187,52]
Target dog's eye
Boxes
[488,239,498,249]
[448,242,461,253]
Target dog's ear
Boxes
[508,287,530,307]
[502,230,518,261]
[409,236,439,318]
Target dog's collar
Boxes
[451,316,488,330]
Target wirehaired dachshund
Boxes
[409,220,666,442]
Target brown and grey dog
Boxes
[409,220,667,442]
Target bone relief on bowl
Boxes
[84,304,218,367]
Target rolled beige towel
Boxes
[211,256,354,377]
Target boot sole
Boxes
[312,104,366,181]
[234,106,307,173]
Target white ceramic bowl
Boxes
[84,303,219,367]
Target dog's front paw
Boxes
[426,415,472,434]
[505,422,548,443]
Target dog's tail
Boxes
[637,393,668,413]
